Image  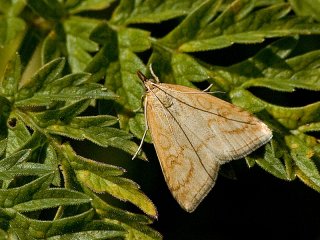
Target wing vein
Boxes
[152,83,255,125]
[148,88,216,181]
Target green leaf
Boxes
[159,0,320,52]
[68,0,117,14]
[289,0,320,21]
[119,220,162,240]
[111,0,205,24]
[16,71,117,107]
[92,193,153,224]
[225,37,320,90]
[267,102,320,130]
[241,78,296,92]
[0,0,26,16]
[225,37,298,84]
[88,22,150,140]
[32,100,92,126]
[6,117,31,155]
[298,122,320,133]
[26,0,65,20]
[286,135,320,191]
[159,0,222,49]
[16,58,65,101]
[70,148,125,177]
[118,28,151,52]
[0,141,49,186]
[15,130,47,154]
[42,31,64,64]
[0,6,26,79]
[0,149,31,180]
[47,228,125,240]
[43,144,61,186]
[0,53,21,97]
[229,88,267,113]
[0,139,7,157]
[230,88,320,129]
[19,80,116,106]
[64,17,100,72]
[11,209,95,239]
[148,49,211,87]
[0,173,54,207]
[0,16,26,46]
[91,193,162,239]
[13,189,91,212]
[2,162,56,179]
[77,170,157,218]
[48,82,117,101]
[255,141,288,180]
[46,115,145,159]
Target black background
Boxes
[76,139,320,240]
[141,144,320,240]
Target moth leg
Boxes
[132,96,149,160]
[132,127,148,160]
[202,84,213,92]
[202,83,226,94]
[203,84,226,95]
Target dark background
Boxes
[152,162,320,240]
[142,144,320,240]
[76,140,320,240]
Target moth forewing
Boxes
[154,83,272,162]
[138,70,272,212]
[145,90,220,212]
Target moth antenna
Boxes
[137,70,148,82]
[149,64,160,83]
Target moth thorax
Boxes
[144,80,156,91]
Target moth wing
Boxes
[146,83,272,211]
[158,83,272,163]
[146,92,220,212]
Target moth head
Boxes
[137,70,158,91]
[137,70,148,82]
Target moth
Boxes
[133,66,272,212]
